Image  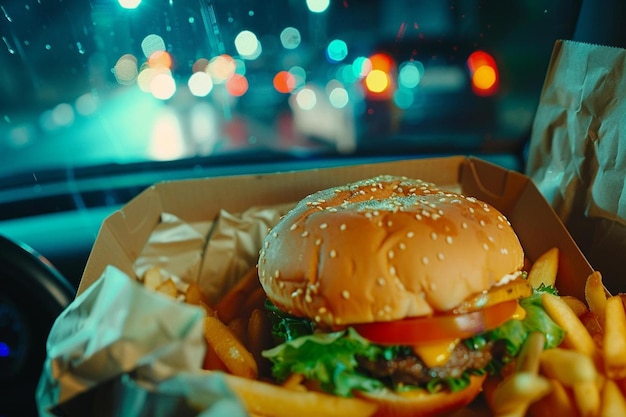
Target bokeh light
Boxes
[288,66,307,89]
[148,50,172,69]
[326,39,348,63]
[188,71,214,97]
[398,61,424,89]
[118,0,141,9]
[235,30,262,60]
[273,71,296,93]
[114,54,138,85]
[208,54,236,83]
[472,66,497,90]
[306,0,330,13]
[365,69,390,93]
[280,27,301,49]
[329,87,349,108]
[295,88,317,110]
[141,34,166,58]
[226,74,249,96]
[150,72,176,100]
[352,56,372,79]
[393,88,414,109]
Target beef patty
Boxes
[356,340,503,386]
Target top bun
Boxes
[258,175,524,327]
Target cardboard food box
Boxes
[41,155,594,416]
[79,155,592,299]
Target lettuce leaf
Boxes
[262,328,385,396]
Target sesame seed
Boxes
[389,266,397,276]
[341,290,350,299]
[340,223,347,231]
[315,238,322,245]
[483,243,489,251]
[431,232,438,240]
[291,289,303,298]
[388,250,395,259]
[274,270,280,278]
[319,223,328,229]
[415,214,423,220]
[305,294,313,303]
[387,220,393,227]
[278,281,285,289]
[377,277,386,286]
[437,252,445,261]
[497,224,504,230]
[301,231,309,237]
[422,256,429,265]
[290,224,298,231]
[501,248,509,255]
[407,231,415,238]
[272,232,278,238]
[446,236,453,245]
[462,222,468,229]
[469,207,475,214]
[488,236,495,242]
[398,242,407,250]
[479,220,486,227]
[329,249,337,258]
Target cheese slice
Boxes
[412,339,461,368]
[412,302,527,368]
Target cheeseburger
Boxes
[258,175,563,416]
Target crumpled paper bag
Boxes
[37,203,294,416]
[525,40,626,293]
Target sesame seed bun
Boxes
[258,175,524,327]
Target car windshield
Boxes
[1,0,580,182]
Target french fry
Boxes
[572,380,601,417]
[143,266,164,290]
[490,372,552,417]
[241,286,268,319]
[223,373,378,417]
[528,378,580,417]
[561,295,589,317]
[600,379,626,417]
[215,267,262,323]
[579,310,604,350]
[156,278,178,298]
[539,348,597,386]
[281,373,307,391]
[204,315,258,379]
[516,332,545,374]
[541,292,600,363]
[603,295,626,379]
[527,247,559,289]
[585,271,608,328]
[228,317,249,345]
[247,308,274,378]
[185,282,209,307]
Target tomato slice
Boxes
[353,299,518,345]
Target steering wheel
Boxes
[0,234,75,417]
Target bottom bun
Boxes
[355,374,487,417]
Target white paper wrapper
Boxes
[526,40,626,293]
[37,203,294,416]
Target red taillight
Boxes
[467,50,499,96]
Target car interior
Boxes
[1,0,625,415]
